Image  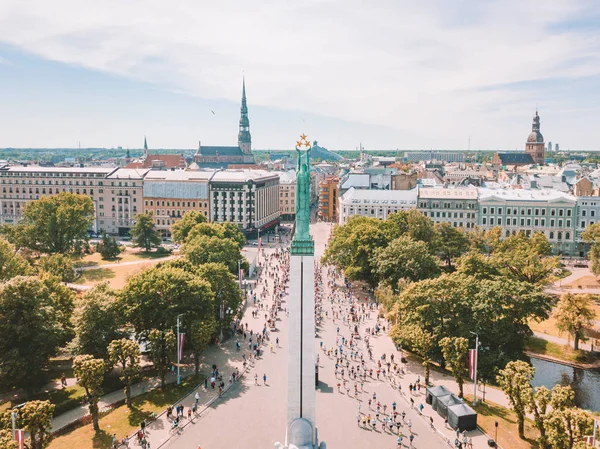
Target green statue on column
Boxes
[292,134,314,255]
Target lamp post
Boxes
[11,403,26,439]
[470,331,479,407]
[176,313,184,385]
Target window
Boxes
[567,220,571,227]
[582,210,587,217]
[566,232,570,240]
[498,218,502,225]
[567,210,571,217]
[542,209,546,215]
[550,231,554,239]
[490,218,494,225]
[490,207,495,214]
[593,211,596,217]
[482,218,487,225]
[559,209,564,216]
[483,207,487,214]
[498,208,502,214]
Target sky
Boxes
[1,0,600,151]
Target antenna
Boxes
[468,136,471,152]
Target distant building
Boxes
[491,152,534,168]
[125,137,187,170]
[339,187,417,224]
[555,143,560,152]
[525,111,545,164]
[548,141,553,153]
[209,170,279,235]
[276,170,296,220]
[192,79,256,169]
[143,170,212,237]
[418,187,478,229]
[478,188,576,256]
[391,172,418,190]
[106,168,149,235]
[318,176,339,222]
[404,151,465,163]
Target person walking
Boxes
[255,373,258,385]
[263,373,267,385]
[195,392,200,405]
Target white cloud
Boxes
[0,0,599,148]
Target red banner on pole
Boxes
[178,333,185,360]
[468,349,476,380]
[15,429,25,449]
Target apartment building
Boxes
[478,188,577,256]
[143,171,212,236]
[0,166,117,233]
[418,187,478,229]
[318,176,339,222]
[339,187,418,224]
[276,170,296,220]
[210,170,280,235]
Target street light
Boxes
[11,403,26,439]
[470,331,479,407]
[176,313,184,385]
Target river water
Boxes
[531,357,600,412]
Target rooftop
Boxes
[419,187,478,199]
[211,169,279,183]
[1,166,116,174]
[479,188,576,203]
[340,187,418,205]
[144,170,213,182]
[107,168,151,179]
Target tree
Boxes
[108,339,140,407]
[196,263,243,331]
[130,213,161,252]
[0,276,74,392]
[37,253,76,282]
[406,209,435,244]
[545,407,594,449]
[0,430,17,449]
[455,251,501,280]
[183,235,247,275]
[96,232,121,260]
[171,210,207,243]
[0,400,55,449]
[493,232,560,284]
[588,244,600,277]
[120,265,215,337]
[73,355,105,431]
[0,237,31,280]
[439,337,469,398]
[392,325,433,385]
[554,293,596,350]
[18,192,94,254]
[432,223,470,267]
[147,329,176,389]
[218,222,247,249]
[373,236,440,289]
[187,317,218,376]
[321,216,390,288]
[74,283,125,362]
[497,360,535,439]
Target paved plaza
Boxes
[155,222,492,449]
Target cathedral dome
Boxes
[527,131,544,143]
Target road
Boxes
[162,223,492,449]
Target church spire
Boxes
[532,110,540,133]
[238,76,251,154]
[143,136,148,157]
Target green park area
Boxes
[0,196,247,449]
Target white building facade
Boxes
[339,187,418,224]
[418,187,478,229]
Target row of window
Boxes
[482,217,571,228]
[419,202,477,209]
[424,211,476,219]
[145,200,208,208]
[482,207,572,217]
[1,172,105,178]
[502,229,571,241]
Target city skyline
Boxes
[1,1,600,150]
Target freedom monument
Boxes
[275,135,325,449]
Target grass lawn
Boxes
[76,248,172,267]
[525,336,600,365]
[465,395,539,449]
[47,377,200,449]
[74,268,116,284]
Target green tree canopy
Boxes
[73,355,105,431]
[73,283,126,362]
[183,235,247,275]
[373,235,440,289]
[0,276,74,392]
[108,339,140,407]
[130,213,162,251]
[96,232,121,260]
[170,210,207,243]
[439,337,469,398]
[147,329,176,389]
[18,192,94,254]
[0,237,31,280]
[497,360,535,439]
[554,293,596,350]
[195,263,243,329]
[0,400,55,449]
[432,222,470,267]
[37,253,76,282]
[120,265,215,336]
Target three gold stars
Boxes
[296,134,311,150]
